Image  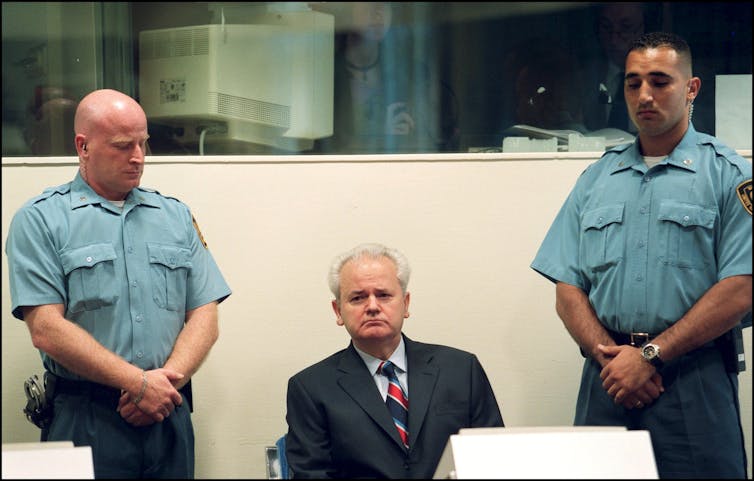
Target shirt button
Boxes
[636,275,643,281]
[683,215,690,222]
[128,246,133,253]
[131,281,137,287]
[638,241,645,247]
[137,351,143,358]
[86,256,93,263]
[136,315,142,323]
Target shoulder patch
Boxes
[737,179,753,215]
[192,215,208,248]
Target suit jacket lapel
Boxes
[405,335,440,448]
[336,343,405,448]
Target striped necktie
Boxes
[379,360,409,449]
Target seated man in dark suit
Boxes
[285,243,504,478]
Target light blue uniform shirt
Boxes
[6,172,232,379]
[531,124,752,334]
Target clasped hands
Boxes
[597,344,664,410]
[116,368,185,427]
[385,102,415,135]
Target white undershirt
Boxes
[644,155,666,168]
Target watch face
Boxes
[642,343,663,368]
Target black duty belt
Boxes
[606,329,657,347]
[52,375,193,412]
[54,375,121,407]
[586,328,740,373]
[578,330,657,358]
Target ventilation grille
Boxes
[140,27,210,59]
[210,92,290,128]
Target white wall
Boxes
[2,154,751,478]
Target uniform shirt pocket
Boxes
[657,200,716,269]
[60,243,119,313]
[147,243,192,312]
[580,203,625,272]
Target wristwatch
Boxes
[641,342,664,370]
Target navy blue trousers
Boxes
[575,344,747,478]
[46,386,194,478]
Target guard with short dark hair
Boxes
[531,32,751,478]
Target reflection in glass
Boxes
[1,2,751,156]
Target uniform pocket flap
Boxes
[658,200,715,228]
[582,203,624,231]
[60,243,117,275]
[147,243,192,270]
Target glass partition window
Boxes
[2,2,751,156]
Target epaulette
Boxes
[699,137,752,175]
[713,143,746,165]
[28,182,71,206]
[592,143,632,170]
[695,132,742,159]
[135,185,183,204]
[603,142,632,155]
[135,185,160,194]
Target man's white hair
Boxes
[328,243,411,301]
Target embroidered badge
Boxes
[736,179,752,215]
[192,215,208,248]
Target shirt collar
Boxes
[70,171,161,210]
[608,123,700,175]
[663,123,700,172]
[354,335,407,375]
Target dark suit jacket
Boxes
[285,334,504,478]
